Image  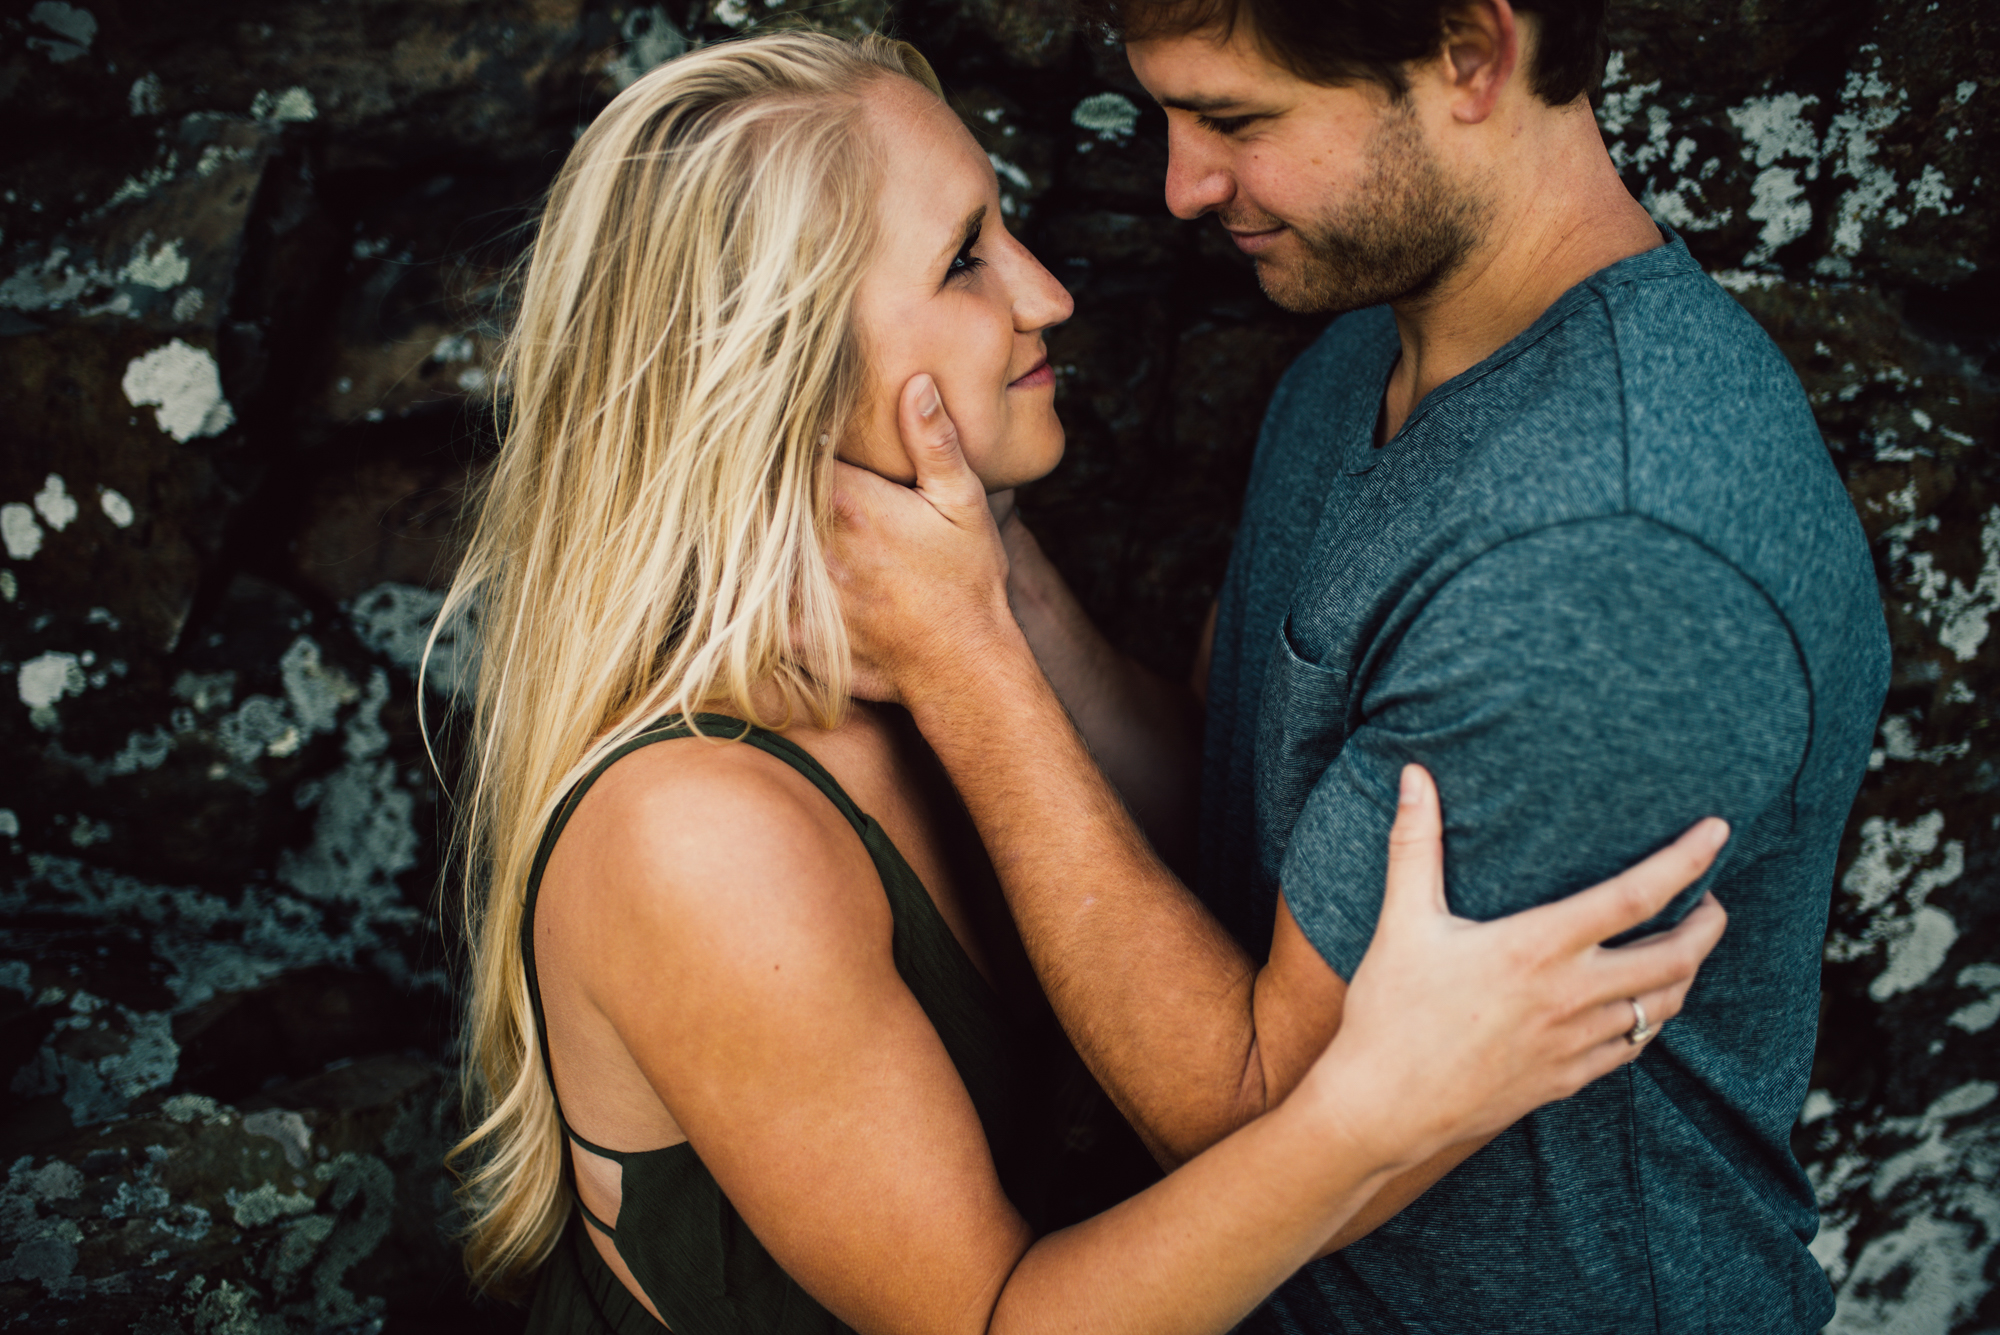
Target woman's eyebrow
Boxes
[933,204,986,273]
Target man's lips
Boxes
[1226,225,1286,255]
[1007,357,1054,390]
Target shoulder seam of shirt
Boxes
[1423,512,1816,828]
[1403,288,1614,433]
[1590,284,1635,510]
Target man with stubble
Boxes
[829,1,1890,1329]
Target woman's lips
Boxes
[1008,359,1054,390]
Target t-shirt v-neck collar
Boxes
[1340,228,1698,475]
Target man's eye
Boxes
[1197,113,1258,136]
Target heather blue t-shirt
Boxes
[1200,232,1888,1334]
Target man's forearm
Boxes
[905,629,1499,1243]
[1002,520,1203,869]
[906,621,1268,1163]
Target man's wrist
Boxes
[899,606,1046,730]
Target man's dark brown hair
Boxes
[1074,0,1610,108]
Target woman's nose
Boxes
[1011,247,1074,332]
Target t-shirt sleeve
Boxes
[1280,515,1811,981]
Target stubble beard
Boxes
[1249,99,1490,316]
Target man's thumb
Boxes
[898,373,979,502]
[1383,764,1450,922]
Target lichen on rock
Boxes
[0,1,1993,1330]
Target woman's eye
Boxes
[947,230,986,282]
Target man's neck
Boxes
[1377,115,1661,444]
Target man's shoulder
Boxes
[1504,262,1811,441]
[1592,263,1812,422]
[1458,262,1859,582]
[1584,270,1879,642]
[1435,260,1887,776]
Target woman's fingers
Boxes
[1574,970,1695,1049]
[1580,891,1728,1006]
[1564,978,1702,1089]
[1326,779,1735,1166]
[1520,817,1731,952]
[1535,978,1697,1109]
[1381,765,1448,921]
[1551,896,1728,1087]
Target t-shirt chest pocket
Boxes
[1253,614,1352,885]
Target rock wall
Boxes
[0,1,1992,1331]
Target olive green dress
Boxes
[521,715,1036,1334]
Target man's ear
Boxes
[1439,0,1520,125]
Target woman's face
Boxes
[842,76,1075,492]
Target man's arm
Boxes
[831,378,1739,1226]
[874,599,1494,1208]
[995,505,1208,870]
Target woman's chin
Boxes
[978,429,1066,493]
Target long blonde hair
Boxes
[437,30,943,1293]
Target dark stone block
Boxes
[1,0,1995,1327]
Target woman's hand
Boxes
[1303,764,1729,1173]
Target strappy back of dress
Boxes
[520,714,1027,1335]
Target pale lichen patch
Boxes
[1072,93,1139,143]
[350,581,473,697]
[242,1109,312,1169]
[32,475,78,532]
[1949,964,2000,1034]
[128,73,163,116]
[1884,505,2000,662]
[2,503,44,560]
[18,651,86,712]
[99,487,135,528]
[26,2,96,63]
[118,237,190,291]
[1830,811,1967,1000]
[249,87,317,124]
[225,1181,314,1228]
[121,339,235,442]
[606,7,687,89]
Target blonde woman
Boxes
[440,31,1729,1335]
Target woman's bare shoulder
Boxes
[540,730,912,1126]
[544,730,887,949]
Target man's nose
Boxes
[1163,126,1233,220]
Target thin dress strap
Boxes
[520,713,756,1238]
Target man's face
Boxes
[1127,24,1488,314]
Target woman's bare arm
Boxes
[546,738,1387,1335]
[542,739,1724,1335]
